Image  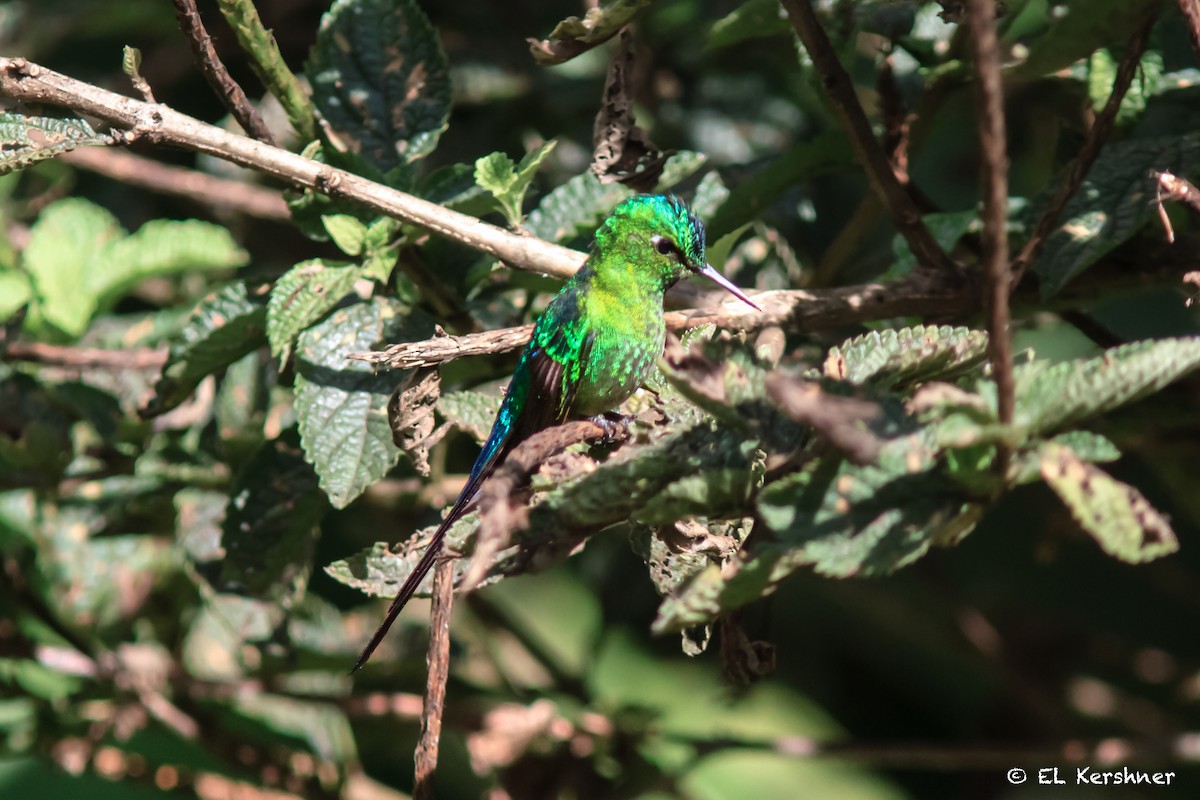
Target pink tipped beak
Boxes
[695,263,762,311]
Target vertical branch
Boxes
[964,0,1014,463]
[216,0,317,142]
[413,556,454,800]
[1179,0,1200,60]
[171,0,276,145]
[778,0,953,272]
[1010,15,1155,284]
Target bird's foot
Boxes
[587,411,633,444]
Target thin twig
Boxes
[964,0,1014,466]
[216,0,316,142]
[413,556,455,800]
[1179,0,1200,60]
[0,57,584,280]
[1151,169,1200,243]
[1,340,169,370]
[778,0,953,273]
[61,147,289,220]
[1010,13,1156,285]
[171,0,276,145]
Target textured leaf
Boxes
[823,326,990,389]
[529,0,656,65]
[473,140,556,226]
[419,162,492,215]
[0,112,108,175]
[21,198,121,338]
[89,219,248,308]
[142,282,268,417]
[436,386,503,442]
[1013,337,1200,435]
[1040,443,1178,563]
[308,0,451,171]
[1035,133,1200,297]
[325,516,475,598]
[294,297,435,508]
[219,429,328,600]
[266,259,362,363]
[1011,431,1121,486]
[524,151,706,243]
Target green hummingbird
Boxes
[353,194,759,671]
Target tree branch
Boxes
[778,0,954,273]
[350,272,973,370]
[1010,13,1156,285]
[171,0,276,145]
[1179,0,1200,61]
[413,556,454,800]
[1,339,169,370]
[61,147,289,220]
[964,0,1015,462]
[0,57,585,280]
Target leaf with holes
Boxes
[294,297,435,508]
[267,259,362,363]
[1040,443,1177,563]
[308,0,450,172]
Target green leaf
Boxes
[474,140,557,226]
[707,0,791,50]
[21,198,121,338]
[1006,0,1159,82]
[219,429,329,600]
[524,151,706,243]
[294,297,435,508]
[1087,48,1162,125]
[266,259,363,363]
[1035,132,1200,297]
[824,326,990,389]
[1040,443,1178,563]
[89,219,248,310]
[530,0,657,65]
[0,271,31,322]
[436,386,503,443]
[143,282,268,418]
[321,215,368,256]
[889,210,977,278]
[419,162,493,216]
[1012,337,1200,435]
[308,0,451,172]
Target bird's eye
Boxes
[652,235,678,257]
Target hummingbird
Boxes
[353,194,759,671]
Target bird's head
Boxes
[594,194,760,310]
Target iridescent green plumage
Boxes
[354,194,757,670]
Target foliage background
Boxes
[2,1,1200,799]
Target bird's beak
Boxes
[694,263,762,311]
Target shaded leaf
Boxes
[219,429,328,600]
[308,0,451,171]
[294,297,435,508]
[707,0,791,50]
[142,282,268,418]
[1035,133,1200,297]
[1012,337,1200,435]
[0,111,108,175]
[388,366,441,475]
[1040,443,1178,563]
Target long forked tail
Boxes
[351,512,453,672]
